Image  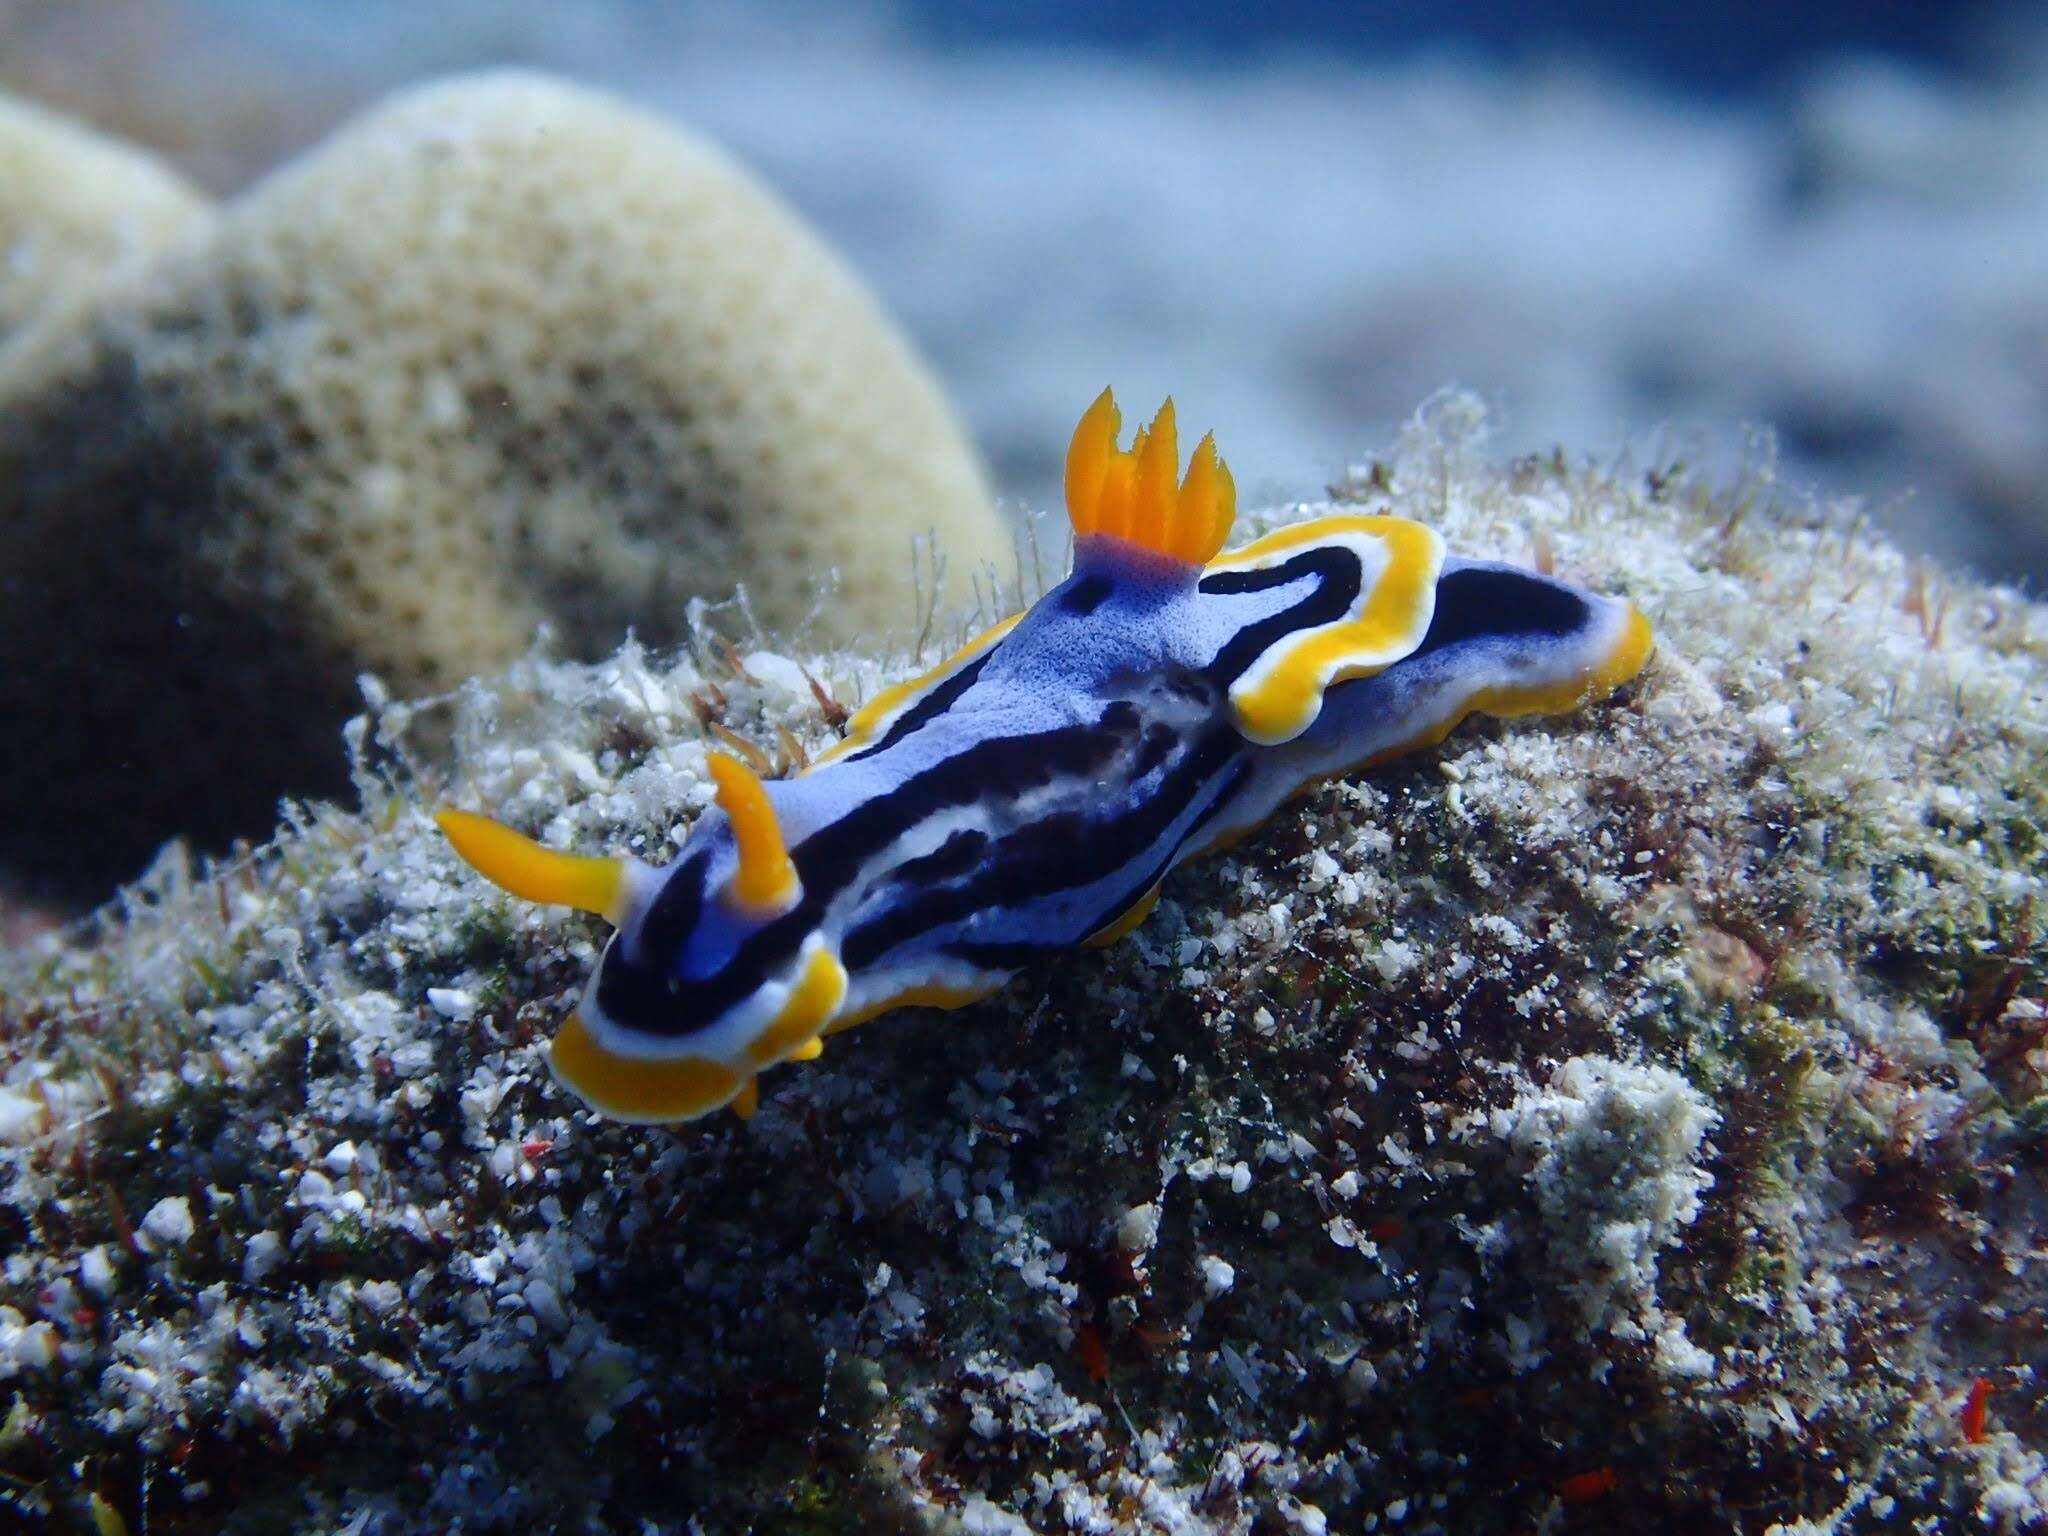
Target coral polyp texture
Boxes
[0,91,211,343]
[0,69,1002,899]
[2,400,2044,1533]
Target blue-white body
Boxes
[439,393,1651,1123]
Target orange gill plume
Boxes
[1064,387,1236,566]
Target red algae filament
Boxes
[1555,1466,1619,1503]
[1962,1377,1994,1444]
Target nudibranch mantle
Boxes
[439,389,1652,1124]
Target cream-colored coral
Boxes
[0,70,1003,897]
[0,89,210,342]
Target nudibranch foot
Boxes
[435,387,1652,1125]
[547,1011,748,1125]
[1084,883,1164,949]
[827,980,1003,1036]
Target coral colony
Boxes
[1,72,1001,895]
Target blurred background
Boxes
[4,0,2044,585]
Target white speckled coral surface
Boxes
[1,400,2043,1532]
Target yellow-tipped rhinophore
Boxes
[436,809,629,923]
[1065,387,1235,566]
[706,751,800,914]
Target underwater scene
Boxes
[0,1,2043,1530]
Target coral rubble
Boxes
[1,399,2042,1532]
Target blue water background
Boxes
[204,0,2048,584]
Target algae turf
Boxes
[1,396,2044,1533]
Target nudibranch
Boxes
[438,390,1652,1124]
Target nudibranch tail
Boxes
[1489,598,1654,715]
[434,809,632,925]
[1313,559,1655,775]
[705,750,799,914]
[1066,387,1235,566]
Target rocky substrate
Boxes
[2,400,2042,1533]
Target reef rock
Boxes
[0,70,1002,900]
[0,399,2042,1533]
